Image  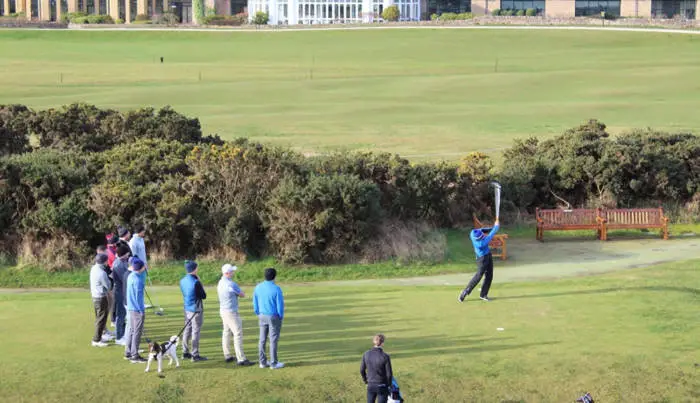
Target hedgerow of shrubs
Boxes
[62,12,115,24]
[491,9,539,16]
[0,104,698,271]
[431,12,473,21]
[203,13,247,26]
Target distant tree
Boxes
[253,11,269,25]
[382,5,400,21]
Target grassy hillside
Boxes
[1,29,699,159]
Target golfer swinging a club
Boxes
[458,217,500,303]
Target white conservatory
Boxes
[248,0,422,24]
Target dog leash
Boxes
[144,311,199,344]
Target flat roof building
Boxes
[1,0,698,24]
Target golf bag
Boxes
[388,377,404,403]
[576,393,594,403]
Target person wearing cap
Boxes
[129,226,148,270]
[90,253,112,347]
[126,256,148,363]
[253,268,285,369]
[112,244,132,345]
[116,226,132,257]
[217,264,253,366]
[459,218,500,303]
[180,260,207,362]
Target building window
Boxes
[575,0,620,17]
[652,0,696,19]
[500,0,545,13]
[427,0,470,16]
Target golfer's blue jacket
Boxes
[470,224,500,258]
[126,270,146,313]
[253,280,285,319]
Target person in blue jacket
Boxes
[459,218,500,303]
[180,260,207,362]
[253,268,285,369]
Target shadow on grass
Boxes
[139,289,561,372]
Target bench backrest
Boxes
[537,208,600,227]
[603,208,664,226]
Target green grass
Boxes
[1,259,699,402]
[1,29,700,160]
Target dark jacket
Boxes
[112,258,130,303]
[360,347,393,386]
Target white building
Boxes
[248,0,422,24]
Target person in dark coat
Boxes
[360,334,393,403]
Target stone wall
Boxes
[63,15,700,30]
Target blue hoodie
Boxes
[126,270,146,313]
[253,280,284,319]
[470,224,500,258]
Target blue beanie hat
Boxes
[185,260,198,273]
[130,256,144,271]
[471,229,485,240]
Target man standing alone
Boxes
[180,260,207,362]
[217,264,253,366]
[90,253,111,347]
[253,268,285,369]
[459,218,500,303]
[360,334,393,403]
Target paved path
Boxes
[3,237,698,293]
[7,25,700,35]
[311,236,700,287]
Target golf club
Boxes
[144,288,164,316]
[491,181,502,220]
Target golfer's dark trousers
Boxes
[93,296,109,342]
[463,253,494,298]
[114,294,127,340]
[367,384,389,403]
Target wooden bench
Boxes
[600,208,669,240]
[472,215,509,260]
[535,208,604,241]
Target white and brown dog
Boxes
[145,336,180,373]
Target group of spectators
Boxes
[88,225,286,368]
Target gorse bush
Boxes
[28,103,221,152]
[498,119,700,212]
[0,104,32,156]
[0,104,697,270]
[267,174,382,263]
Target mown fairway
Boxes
[1,29,700,159]
[1,259,699,402]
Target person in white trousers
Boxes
[217,264,254,366]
